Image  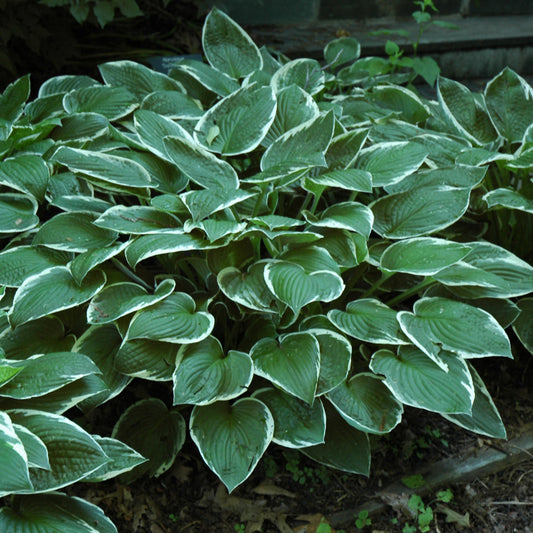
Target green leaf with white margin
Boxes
[279,245,340,275]
[195,84,276,155]
[69,241,128,285]
[263,85,319,147]
[484,67,533,144]
[370,84,430,123]
[324,37,361,69]
[261,110,335,171]
[51,112,109,143]
[328,298,409,345]
[173,336,253,405]
[442,364,506,439]
[190,398,273,492]
[0,193,39,233]
[0,246,70,287]
[0,361,22,388]
[9,266,106,328]
[0,155,49,201]
[325,129,369,170]
[33,212,118,252]
[271,58,325,95]
[202,7,262,78]
[73,324,131,411]
[38,74,99,97]
[83,436,147,482]
[125,292,214,344]
[6,410,108,494]
[434,241,533,298]
[327,372,403,434]
[184,218,246,242]
[0,352,101,399]
[301,404,370,475]
[483,188,533,214]
[99,59,184,99]
[398,297,511,371]
[303,201,373,238]
[264,260,344,313]
[94,205,182,234]
[380,237,471,276]
[140,90,203,119]
[0,493,117,533]
[52,146,152,188]
[253,388,326,448]
[0,74,30,140]
[115,339,178,381]
[63,85,138,120]
[12,424,49,470]
[112,398,186,482]
[180,187,254,221]
[513,298,533,355]
[437,76,498,145]
[371,185,471,239]
[164,134,239,189]
[304,168,372,195]
[88,278,175,325]
[250,332,320,404]
[218,261,277,313]
[370,345,474,414]
[356,141,428,187]
[0,411,32,493]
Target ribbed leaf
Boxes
[95,205,181,234]
[0,193,39,233]
[38,74,99,97]
[250,332,320,404]
[180,187,254,221]
[324,36,361,68]
[483,188,533,214]
[13,424,49,470]
[271,58,325,95]
[373,346,473,416]
[140,90,203,119]
[173,336,253,405]
[69,242,128,285]
[0,155,49,201]
[326,129,369,170]
[190,398,274,492]
[305,168,372,194]
[513,298,533,355]
[51,112,109,142]
[370,84,430,123]
[303,201,373,238]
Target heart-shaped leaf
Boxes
[324,37,361,69]
[370,346,474,414]
[271,58,325,95]
[0,155,49,201]
[326,129,369,169]
[483,188,533,214]
[250,332,320,404]
[305,168,372,195]
[304,201,373,238]
[0,193,39,234]
[140,90,203,119]
[69,242,128,285]
[190,398,274,492]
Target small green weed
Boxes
[355,509,372,529]
[234,523,245,533]
[283,451,330,489]
[400,488,454,531]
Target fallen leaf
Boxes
[253,480,296,498]
[293,513,328,532]
[436,503,471,528]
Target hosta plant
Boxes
[1,7,533,530]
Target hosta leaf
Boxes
[69,242,128,285]
[63,85,138,120]
[371,185,471,239]
[195,83,276,155]
[250,332,320,404]
[0,193,39,233]
[9,266,106,328]
[380,237,471,275]
[0,75,29,140]
[483,188,533,214]
[264,260,344,313]
[513,298,533,355]
[370,84,430,123]
[301,405,370,475]
[325,129,369,170]
[437,76,498,145]
[263,85,319,146]
[328,299,409,345]
[125,292,214,344]
[39,74,99,96]
[271,58,325,95]
[0,246,70,287]
[370,346,474,414]
[173,336,253,405]
[327,373,403,434]
[88,279,175,325]
[305,168,372,194]
[140,90,203,119]
[0,493,117,533]
[163,134,239,189]
[0,362,22,388]
[0,155,49,201]
[94,205,182,234]
[52,146,152,188]
[324,36,361,68]
[484,67,533,144]
[73,324,131,410]
[50,195,112,215]
[33,212,118,252]
[180,187,254,221]
[185,218,246,242]
[442,364,506,439]
[398,297,511,370]
[261,111,335,171]
[13,424,49,470]
[434,241,533,298]
[202,7,262,78]
[190,398,274,492]
[6,410,108,493]
[51,113,109,142]
[99,60,184,99]
[279,245,340,275]
[218,262,277,312]
[303,201,373,238]
[115,339,178,381]
[112,398,186,481]
[0,352,101,399]
[83,436,147,482]
[0,411,32,493]
[254,388,326,448]
[356,141,428,187]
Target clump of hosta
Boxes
[1,7,533,530]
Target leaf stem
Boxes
[361,270,394,298]
[386,278,435,307]
[111,258,152,291]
